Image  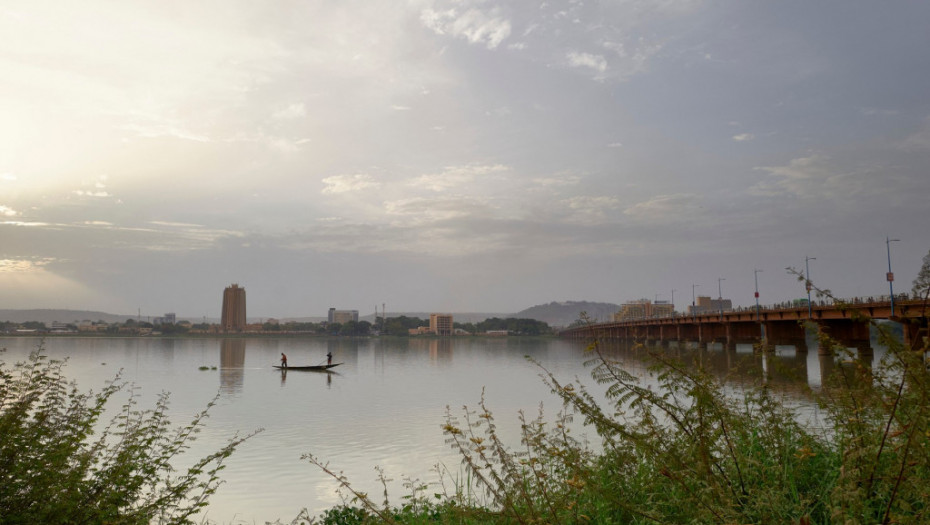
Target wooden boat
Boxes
[273,363,342,371]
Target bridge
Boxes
[559,297,929,357]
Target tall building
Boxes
[327,308,359,324]
[429,313,453,336]
[221,284,247,332]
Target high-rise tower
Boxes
[221,284,247,332]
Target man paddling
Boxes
[280,353,287,368]
[326,351,332,365]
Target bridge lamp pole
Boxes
[754,269,762,321]
[692,284,699,320]
[886,236,900,317]
[805,256,816,319]
[717,278,725,319]
[671,289,676,317]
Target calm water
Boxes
[0,336,848,523]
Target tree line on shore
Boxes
[0,316,553,337]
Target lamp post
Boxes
[717,278,726,319]
[692,284,699,319]
[886,236,900,316]
[805,256,816,319]
[671,289,676,317]
[753,269,762,321]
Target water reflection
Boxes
[589,334,893,401]
[326,339,359,367]
[220,339,246,395]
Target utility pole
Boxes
[753,269,762,321]
[886,236,900,317]
[671,289,676,316]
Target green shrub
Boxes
[0,347,258,524]
[306,293,930,524]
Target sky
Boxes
[2,0,929,320]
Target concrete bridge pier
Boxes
[855,340,874,367]
[818,352,834,385]
[902,317,928,351]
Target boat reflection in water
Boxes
[277,362,341,388]
[220,338,246,395]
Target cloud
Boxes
[119,123,212,142]
[391,105,412,111]
[560,195,619,225]
[321,174,381,195]
[1,221,52,228]
[750,154,899,203]
[623,193,702,222]
[224,132,311,152]
[0,257,54,274]
[420,7,512,49]
[73,190,112,198]
[899,116,930,151]
[384,196,485,224]
[732,133,755,142]
[607,142,623,148]
[71,176,112,198]
[272,103,306,120]
[751,154,835,198]
[410,164,510,192]
[600,38,663,80]
[1,173,16,181]
[0,205,19,217]
[566,52,607,74]
[533,175,581,187]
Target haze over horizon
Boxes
[2,1,929,320]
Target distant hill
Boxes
[0,309,135,325]
[0,309,221,325]
[515,301,620,328]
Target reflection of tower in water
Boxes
[429,338,453,362]
[220,339,246,394]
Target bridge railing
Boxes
[592,294,926,323]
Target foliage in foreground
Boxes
[306,304,930,523]
[0,349,258,524]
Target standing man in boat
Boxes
[280,353,288,368]
[326,351,332,365]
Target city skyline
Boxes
[2,1,929,318]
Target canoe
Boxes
[273,363,342,371]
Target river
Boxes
[0,336,847,523]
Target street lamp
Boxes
[671,289,676,316]
[805,256,816,319]
[692,283,699,319]
[754,269,762,321]
[717,277,726,318]
[887,236,900,316]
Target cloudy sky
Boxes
[2,0,929,319]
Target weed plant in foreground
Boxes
[0,346,259,525]
[305,300,930,524]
